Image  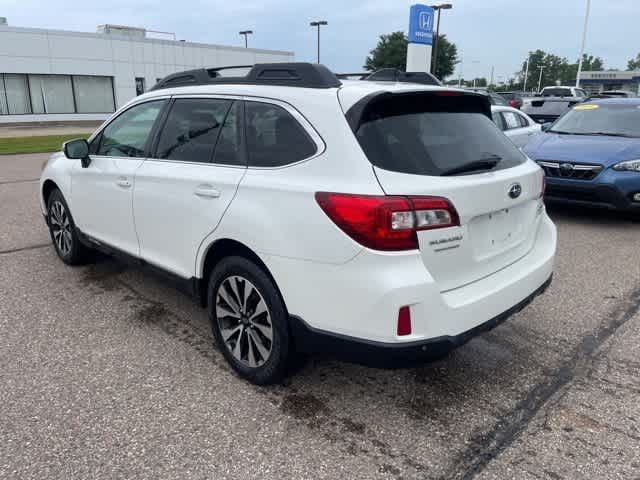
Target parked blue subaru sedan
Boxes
[524,98,640,212]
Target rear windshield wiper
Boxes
[581,132,636,138]
[441,155,502,176]
[547,129,577,135]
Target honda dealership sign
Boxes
[408,4,434,45]
[406,4,434,72]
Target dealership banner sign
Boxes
[408,4,434,45]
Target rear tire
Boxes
[207,256,291,385]
[46,189,93,265]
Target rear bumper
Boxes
[263,212,556,348]
[544,174,640,211]
[290,275,552,367]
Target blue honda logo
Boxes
[419,11,433,30]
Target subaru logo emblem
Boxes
[508,183,522,199]
[560,162,574,172]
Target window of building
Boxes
[245,101,317,167]
[1,74,32,114]
[0,73,116,115]
[155,98,232,163]
[135,77,146,96]
[29,74,75,114]
[73,76,115,113]
[97,100,166,157]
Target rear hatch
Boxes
[344,90,544,292]
[522,97,582,122]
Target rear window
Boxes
[542,88,572,97]
[354,93,527,176]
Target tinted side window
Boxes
[97,100,165,157]
[492,112,506,130]
[155,98,232,163]
[516,113,529,127]
[502,111,522,130]
[212,101,244,166]
[245,101,317,167]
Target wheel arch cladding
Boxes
[200,238,286,310]
[42,179,60,207]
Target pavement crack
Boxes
[445,285,640,480]
[0,243,49,255]
[0,178,39,185]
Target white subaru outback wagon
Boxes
[40,63,556,384]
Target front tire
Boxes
[46,189,92,265]
[207,256,291,385]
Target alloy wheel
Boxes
[215,275,273,368]
[50,200,72,256]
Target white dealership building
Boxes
[0,18,294,124]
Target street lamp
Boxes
[537,65,545,92]
[429,3,453,76]
[575,0,591,87]
[239,30,253,48]
[309,20,328,64]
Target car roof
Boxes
[587,98,640,106]
[131,79,466,114]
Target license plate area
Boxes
[469,206,525,260]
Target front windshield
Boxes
[550,104,640,137]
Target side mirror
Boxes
[541,122,553,132]
[63,138,91,168]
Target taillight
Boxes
[509,99,518,108]
[315,192,459,251]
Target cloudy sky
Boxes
[2,0,638,80]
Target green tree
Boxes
[628,53,640,70]
[519,50,605,90]
[433,34,458,80]
[364,32,458,80]
[364,32,408,71]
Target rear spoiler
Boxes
[344,90,492,132]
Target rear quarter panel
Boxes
[195,91,384,277]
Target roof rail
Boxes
[365,68,441,86]
[150,62,342,91]
[336,72,370,80]
[335,68,442,86]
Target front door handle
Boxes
[194,185,221,198]
[116,177,132,188]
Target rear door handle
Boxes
[194,185,221,198]
[116,177,132,188]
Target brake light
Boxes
[509,99,518,108]
[315,192,459,251]
[435,91,465,97]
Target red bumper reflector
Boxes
[397,306,412,336]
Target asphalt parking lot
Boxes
[1,152,640,480]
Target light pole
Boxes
[537,65,545,92]
[429,4,453,76]
[523,55,530,92]
[309,20,328,64]
[575,0,591,87]
[239,30,253,48]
